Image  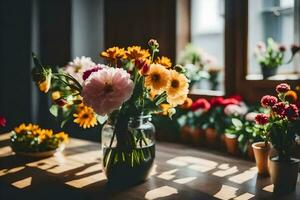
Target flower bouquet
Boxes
[10,123,68,157]
[31,39,190,185]
[254,38,300,78]
[255,83,300,194]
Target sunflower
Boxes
[156,56,172,68]
[100,47,126,61]
[126,46,150,60]
[36,129,53,141]
[73,106,97,129]
[145,64,170,94]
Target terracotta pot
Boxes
[224,133,239,155]
[205,128,218,147]
[219,134,226,150]
[190,127,205,146]
[252,142,270,175]
[247,144,255,161]
[269,157,300,195]
[180,126,192,143]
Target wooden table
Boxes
[0,133,300,200]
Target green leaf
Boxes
[49,105,58,117]
[232,118,243,128]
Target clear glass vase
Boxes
[101,114,155,185]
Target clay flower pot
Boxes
[247,143,255,161]
[269,157,300,195]
[205,128,218,147]
[190,127,205,146]
[252,142,270,175]
[180,125,192,143]
[224,133,239,155]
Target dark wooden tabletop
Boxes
[0,133,299,200]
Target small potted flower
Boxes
[10,123,68,157]
[223,102,248,155]
[177,98,208,145]
[254,38,300,79]
[202,96,241,148]
[255,83,300,194]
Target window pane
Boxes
[248,0,295,75]
[181,0,224,92]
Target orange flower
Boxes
[285,90,298,103]
[55,132,69,142]
[126,46,150,60]
[100,47,126,61]
[180,97,193,109]
[156,56,172,68]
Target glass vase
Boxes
[101,114,155,185]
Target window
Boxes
[188,0,225,94]
[248,0,300,78]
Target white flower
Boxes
[245,112,258,122]
[224,103,248,117]
[63,56,95,84]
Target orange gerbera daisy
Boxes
[180,97,193,109]
[166,70,189,106]
[73,106,97,129]
[126,46,150,60]
[285,90,298,103]
[145,64,170,94]
[100,47,126,61]
[156,56,172,68]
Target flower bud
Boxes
[148,39,159,49]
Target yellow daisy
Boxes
[100,47,126,61]
[126,46,150,60]
[14,123,40,134]
[73,106,97,129]
[36,129,53,141]
[156,56,172,68]
[55,132,69,142]
[166,70,189,106]
[145,64,170,94]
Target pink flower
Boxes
[0,116,6,127]
[272,102,286,117]
[261,95,277,107]
[63,56,95,84]
[191,98,211,111]
[276,83,290,93]
[285,104,299,120]
[82,68,134,116]
[82,65,104,81]
[255,114,269,125]
[224,103,248,117]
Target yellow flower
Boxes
[73,106,98,129]
[51,91,61,101]
[156,56,172,68]
[55,132,69,142]
[36,129,53,141]
[38,75,51,93]
[14,123,40,134]
[145,64,170,94]
[100,47,126,61]
[160,104,172,115]
[295,86,300,92]
[126,46,150,60]
[166,70,189,106]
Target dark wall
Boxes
[104,0,177,61]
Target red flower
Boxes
[54,98,68,107]
[191,98,211,111]
[82,66,102,81]
[276,83,290,93]
[0,116,6,127]
[229,95,243,102]
[210,97,240,107]
[285,104,299,120]
[261,95,278,107]
[279,45,286,52]
[255,114,269,125]
[295,101,300,109]
[272,102,286,117]
[210,97,224,106]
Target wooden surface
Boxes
[0,133,300,200]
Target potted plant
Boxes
[202,96,241,148]
[255,83,300,194]
[31,39,190,186]
[223,102,248,155]
[10,123,68,157]
[177,98,207,145]
[254,38,300,79]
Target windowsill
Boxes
[189,89,224,96]
[246,74,300,81]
